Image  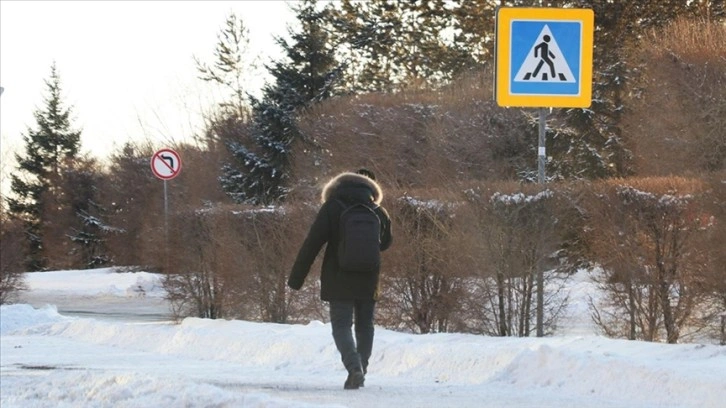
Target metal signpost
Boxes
[495,7,594,336]
[151,148,182,270]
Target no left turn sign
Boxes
[151,148,182,180]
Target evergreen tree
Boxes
[195,12,256,123]
[103,142,157,267]
[62,158,119,268]
[326,0,466,92]
[6,63,81,270]
[220,0,341,204]
[450,0,499,66]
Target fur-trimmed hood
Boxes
[321,172,383,205]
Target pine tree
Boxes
[195,12,256,122]
[6,63,81,270]
[220,0,342,205]
[450,0,499,66]
[63,158,119,268]
[103,142,157,267]
[327,0,465,92]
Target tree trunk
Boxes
[626,271,636,340]
[660,279,679,343]
[496,271,507,336]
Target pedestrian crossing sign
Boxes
[495,7,594,108]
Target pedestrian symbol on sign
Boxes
[514,25,575,83]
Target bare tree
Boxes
[379,194,467,334]
[239,207,300,323]
[584,177,711,343]
[0,215,27,303]
[696,172,726,343]
[163,203,309,323]
[462,183,571,337]
[164,209,239,319]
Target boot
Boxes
[343,369,365,390]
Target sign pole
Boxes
[164,179,169,272]
[496,7,594,338]
[150,148,182,273]
[538,108,546,184]
[536,107,547,337]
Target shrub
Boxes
[0,215,28,304]
[582,176,714,343]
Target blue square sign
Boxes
[496,8,594,108]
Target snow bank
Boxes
[0,304,69,334]
[3,304,725,408]
[22,267,164,298]
[2,370,343,408]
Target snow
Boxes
[491,190,554,205]
[2,268,725,408]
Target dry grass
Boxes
[626,18,726,176]
[293,68,532,196]
[645,17,726,61]
[601,176,706,195]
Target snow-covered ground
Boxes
[1,268,725,408]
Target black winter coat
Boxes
[288,172,392,301]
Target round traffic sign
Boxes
[151,148,182,180]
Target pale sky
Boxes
[0,1,294,184]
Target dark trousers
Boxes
[329,300,376,374]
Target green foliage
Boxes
[101,142,162,268]
[220,0,342,205]
[6,63,82,270]
[63,159,117,269]
[450,0,498,65]
[325,0,472,92]
[195,12,255,120]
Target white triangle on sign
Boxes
[514,25,575,83]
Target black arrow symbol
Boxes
[161,154,175,169]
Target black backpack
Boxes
[336,200,382,274]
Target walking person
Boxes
[532,34,557,80]
[288,169,393,390]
